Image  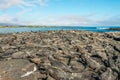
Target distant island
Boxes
[0,25,57,28]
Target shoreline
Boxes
[0,30,120,35]
[107,27,120,30]
[0,27,120,34]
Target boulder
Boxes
[0,59,43,80]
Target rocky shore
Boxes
[107,28,120,31]
[0,30,120,80]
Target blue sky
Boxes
[0,0,120,26]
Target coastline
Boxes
[0,26,59,28]
[107,27,120,30]
[0,30,120,80]
[0,26,120,34]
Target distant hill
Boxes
[0,23,28,28]
[0,23,21,26]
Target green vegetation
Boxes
[0,26,19,28]
[25,25,57,28]
[0,25,57,28]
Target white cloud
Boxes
[0,0,119,26]
[0,0,33,9]
[0,0,49,25]
[0,0,49,9]
[0,14,120,26]
[0,14,14,23]
[0,14,28,25]
[16,9,32,17]
[27,15,120,26]
[36,15,95,26]
[96,16,120,26]
[37,0,49,6]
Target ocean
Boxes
[0,26,120,34]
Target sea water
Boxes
[0,26,120,34]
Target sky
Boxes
[0,0,120,26]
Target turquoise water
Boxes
[0,26,120,33]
